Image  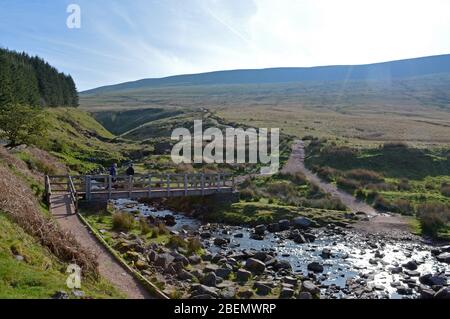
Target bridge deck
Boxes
[45,173,235,208]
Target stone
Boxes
[267,223,280,233]
[374,251,384,259]
[214,237,229,247]
[283,276,298,287]
[202,272,217,287]
[237,289,254,299]
[216,268,232,279]
[321,248,332,259]
[188,255,202,265]
[390,266,403,274]
[419,273,447,287]
[178,269,195,281]
[52,291,69,299]
[307,262,324,273]
[434,287,450,299]
[254,282,272,296]
[245,258,266,274]
[254,225,266,236]
[396,286,413,295]
[297,292,313,299]
[254,251,268,262]
[279,288,295,299]
[274,260,292,271]
[155,253,175,270]
[15,255,24,262]
[436,252,450,264]
[420,288,435,299]
[200,232,212,239]
[402,260,418,271]
[192,285,219,298]
[278,219,291,231]
[72,290,84,298]
[148,250,157,262]
[220,287,236,299]
[236,269,252,282]
[292,217,313,229]
[135,259,148,270]
[234,233,244,238]
[250,233,264,241]
[302,280,320,295]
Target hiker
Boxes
[126,163,135,176]
[109,163,117,182]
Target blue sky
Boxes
[1,0,449,91]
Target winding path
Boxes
[282,140,412,237]
[50,194,152,299]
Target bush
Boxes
[345,169,384,183]
[337,177,360,193]
[314,166,339,182]
[278,172,308,185]
[187,237,202,255]
[373,195,392,211]
[112,212,135,231]
[397,178,412,191]
[392,199,414,215]
[167,235,187,249]
[139,218,152,235]
[441,184,450,197]
[416,202,449,236]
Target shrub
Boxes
[392,199,414,215]
[397,178,412,191]
[239,188,257,201]
[139,218,152,235]
[167,235,187,249]
[345,169,384,183]
[373,195,392,211]
[187,237,202,255]
[416,202,449,236]
[112,212,135,231]
[441,184,450,197]
[337,177,360,193]
[278,172,308,185]
[366,182,396,192]
[314,166,339,182]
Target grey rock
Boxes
[216,268,232,279]
[434,287,450,299]
[419,273,447,287]
[155,253,175,270]
[307,262,324,273]
[202,272,217,287]
[236,269,252,282]
[321,248,332,259]
[279,288,295,299]
[188,255,202,265]
[214,237,229,247]
[436,252,450,264]
[52,291,69,299]
[278,219,291,231]
[302,280,320,295]
[254,225,266,236]
[254,282,272,296]
[245,258,266,274]
[178,269,195,281]
[297,292,313,299]
[403,260,418,271]
[292,217,313,229]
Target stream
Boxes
[114,199,449,299]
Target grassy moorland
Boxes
[305,139,450,239]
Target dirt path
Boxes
[282,140,412,237]
[50,194,152,299]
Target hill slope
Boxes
[82,54,450,95]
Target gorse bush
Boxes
[345,169,384,183]
[112,212,135,231]
[336,177,360,193]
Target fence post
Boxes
[108,175,112,200]
[128,175,133,199]
[167,174,171,197]
[85,176,92,201]
[148,174,152,198]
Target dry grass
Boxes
[0,158,99,278]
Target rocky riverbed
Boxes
[110,199,449,299]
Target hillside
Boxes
[82,54,450,95]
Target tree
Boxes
[0,103,47,148]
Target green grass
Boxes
[0,213,123,299]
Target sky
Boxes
[1,0,449,91]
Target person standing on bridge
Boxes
[126,163,135,176]
[109,163,117,180]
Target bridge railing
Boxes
[47,173,235,201]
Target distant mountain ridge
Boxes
[82,54,450,95]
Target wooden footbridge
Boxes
[45,173,235,210]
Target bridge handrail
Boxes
[68,176,78,212]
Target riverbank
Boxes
[81,199,449,299]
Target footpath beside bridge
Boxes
[45,173,235,211]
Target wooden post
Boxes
[108,175,112,199]
[128,175,133,199]
[148,174,152,198]
[85,176,92,201]
[167,174,171,197]
[201,173,205,196]
[184,174,188,196]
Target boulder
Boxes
[321,248,332,259]
[191,285,219,298]
[254,225,266,236]
[178,269,195,281]
[267,223,280,233]
[278,219,291,231]
[434,287,450,299]
[254,251,268,262]
[402,260,418,271]
[155,253,175,270]
[292,217,313,229]
[297,292,313,299]
[307,262,324,273]
[202,272,218,287]
[419,273,447,287]
[200,232,212,239]
[279,288,295,299]
[188,255,202,265]
[237,289,254,299]
[302,280,320,295]
[245,258,266,274]
[254,282,272,296]
[213,237,229,247]
[283,276,298,287]
[436,252,450,264]
[274,260,292,271]
[216,268,232,279]
[234,233,244,238]
[236,269,252,282]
